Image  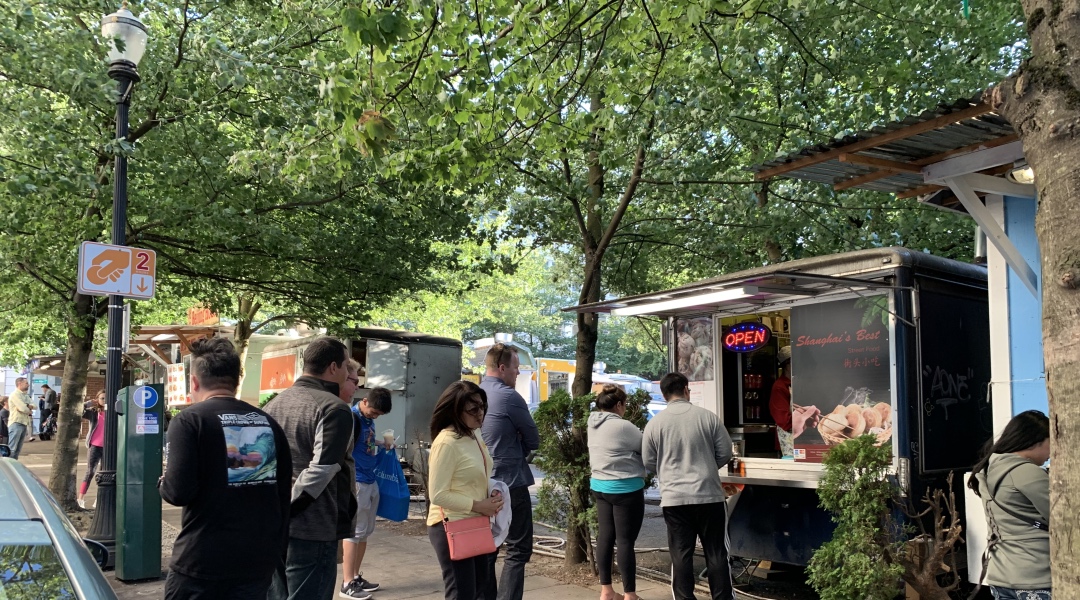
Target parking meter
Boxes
[116,384,163,580]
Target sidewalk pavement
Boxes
[17,438,672,600]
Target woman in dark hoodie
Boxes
[587,385,647,600]
[968,410,1051,599]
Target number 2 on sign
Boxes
[133,251,154,275]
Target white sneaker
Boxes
[77,498,86,509]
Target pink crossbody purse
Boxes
[439,436,497,560]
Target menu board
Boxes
[790,297,892,462]
[166,363,189,406]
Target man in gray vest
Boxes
[265,337,357,600]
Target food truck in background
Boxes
[260,328,463,468]
[569,247,993,566]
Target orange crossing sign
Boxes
[77,241,157,299]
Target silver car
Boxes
[0,455,117,599]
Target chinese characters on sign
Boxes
[790,297,892,463]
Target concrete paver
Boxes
[13,440,610,600]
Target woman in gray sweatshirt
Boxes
[587,384,647,600]
[967,410,1051,600]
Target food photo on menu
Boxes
[789,297,893,462]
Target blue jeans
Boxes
[991,588,1051,600]
[267,538,338,600]
[7,423,27,459]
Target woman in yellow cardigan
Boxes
[427,381,504,600]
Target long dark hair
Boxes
[967,410,1049,496]
[430,381,487,440]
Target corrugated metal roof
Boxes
[749,96,1015,198]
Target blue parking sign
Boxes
[133,386,159,410]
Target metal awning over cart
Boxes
[750,95,1037,296]
[564,247,984,317]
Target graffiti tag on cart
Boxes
[923,365,974,420]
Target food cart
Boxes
[569,247,993,565]
[260,328,463,469]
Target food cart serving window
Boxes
[568,247,993,566]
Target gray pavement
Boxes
[17,439,656,600]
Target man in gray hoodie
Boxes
[642,372,734,600]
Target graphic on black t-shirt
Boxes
[220,412,278,486]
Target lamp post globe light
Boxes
[85,5,148,563]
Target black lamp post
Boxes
[86,5,148,565]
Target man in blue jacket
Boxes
[480,343,539,600]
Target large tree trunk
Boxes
[989,2,1080,596]
[48,293,97,509]
[565,257,601,566]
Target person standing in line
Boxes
[77,390,107,509]
[39,383,57,436]
[479,343,539,600]
[0,397,9,445]
[265,337,357,600]
[341,362,393,599]
[642,372,734,600]
[159,337,293,599]
[968,410,1051,600]
[6,378,33,459]
[587,384,647,600]
[428,381,504,600]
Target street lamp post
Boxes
[86,6,148,564]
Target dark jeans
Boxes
[83,445,104,485]
[663,502,733,600]
[991,588,1051,600]
[429,522,493,600]
[267,538,338,600]
[484,485,533,600]
[164,570,271,600]
[594,489,645,592]
[39,409,51,434]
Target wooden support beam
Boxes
[151,342,173,364]
[173,329,192,352]
[755,103,993,180]
[838,153,922,173]
[833,134,1019,191]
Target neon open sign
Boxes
[723,322,772,353]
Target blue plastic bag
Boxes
[373,450,410,522]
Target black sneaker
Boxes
[356,573,380,592]
[339,580,372,600]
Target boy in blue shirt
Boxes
[341,387,393,599]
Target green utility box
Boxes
[116,384,164,581]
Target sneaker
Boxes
[339,580,372,600]
[77,498,86,509]
[355,573,380,592]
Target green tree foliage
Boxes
[324,5,1027,565]
[0,0,472,506]
[532,388,650,566]
[808,435,904,600]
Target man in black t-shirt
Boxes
[159,338,292,600]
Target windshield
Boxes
[0,544,76,599]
